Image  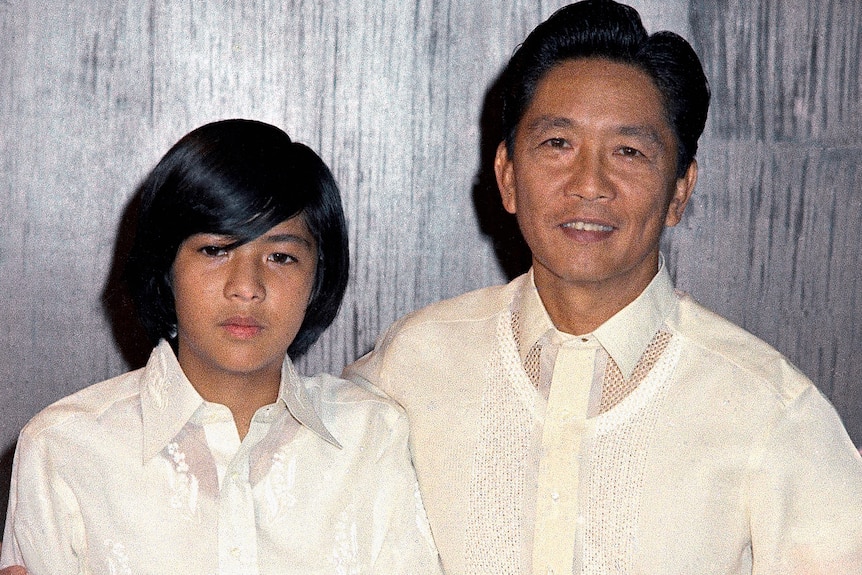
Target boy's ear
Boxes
[665,160,698,227]
[495,142,517,215]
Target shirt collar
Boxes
[280,358,342,449]
[593,258,675,379]
[515,255,676,380]
[516,270,556,360]
[141,340,341,462]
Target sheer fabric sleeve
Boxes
[1,428,85,575]
[369,404,443,575]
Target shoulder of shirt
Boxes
[18,368,144,440]
[668,291,814,404]
[385,277,520,335]
[343,278,521,399]
[297,371,409,447]
[299,371,406,425]
[301,371,394,405]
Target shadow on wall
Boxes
[101,189,154,371]
[1,186,154,537]
[1,441,15,536]
[472,68,532,281]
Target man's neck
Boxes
[533,263,658,336]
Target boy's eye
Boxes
[200,245,229,257]
[268,252,297,265]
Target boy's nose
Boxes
[224,256,265,301]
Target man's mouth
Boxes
[562,220,614,232]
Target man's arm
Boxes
[749,385,862,573]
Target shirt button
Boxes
[230,547,241,558]
[551,491,560,502]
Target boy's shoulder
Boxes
[19,368,144,439]
[303,371,396,410]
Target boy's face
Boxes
[171,216,317,390]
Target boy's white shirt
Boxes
[1,340,442,575]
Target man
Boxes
[345,1,862,573]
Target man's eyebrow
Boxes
[523,115,575,134]
[618,125,665,148]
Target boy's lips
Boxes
[220,316,264,338]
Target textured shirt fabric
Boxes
[1,340,442,575]
[344,263,862,575]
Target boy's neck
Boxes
[177,354,283,440]
[198,374,280,440]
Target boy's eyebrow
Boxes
[263,233,314,247]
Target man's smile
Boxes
[561,220,614,232]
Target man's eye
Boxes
[200,245,228,257]
[542,137,568,148]
[268,252,297,265]
[618,146,643,157]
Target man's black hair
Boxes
[500,0,710,177]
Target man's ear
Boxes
[665,160,698,227]
[495,141,517,215]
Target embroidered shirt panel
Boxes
[511,264,676,417]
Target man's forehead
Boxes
[522,59,668,121]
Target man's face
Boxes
[496,57,696,304]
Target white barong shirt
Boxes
[346,263,862,574]
[2,340,442,575]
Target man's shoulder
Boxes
[343,276,524,395]
[394,277,521,332]
[670,293,812,400]
[19,369,143,440]
[300,371,409,445]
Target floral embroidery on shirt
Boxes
[330,506,361,575]
[103,539,132,575]
[165,441,200,518]
[145,351,178,410]
[258,450,298,525]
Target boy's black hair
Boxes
[500,0,710,177]
[125,119,349,358]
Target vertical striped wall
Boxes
[1,0,859,531]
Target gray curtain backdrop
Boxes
[1,0,860,531]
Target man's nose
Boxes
[565,149,613,201]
